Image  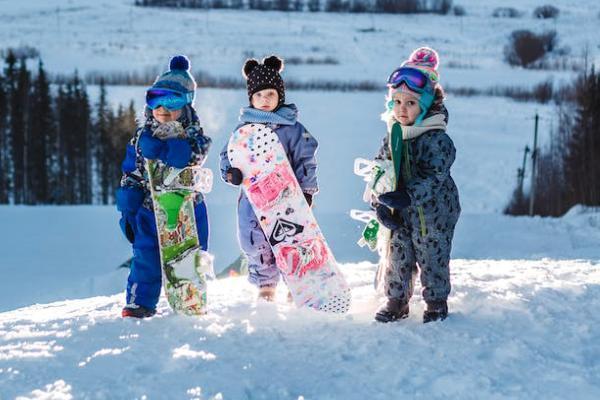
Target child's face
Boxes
[251,88,279,112]
[391,92,421,126]
[152,106,182,124]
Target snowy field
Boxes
[1,259,599,400]
[2,0,599,88]
[1,1,600,398]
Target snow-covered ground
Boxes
[2,1,600,398]
[1,259,600,399]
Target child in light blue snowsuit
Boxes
[219,56,319,300]
[116,55,212,318]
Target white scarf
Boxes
[387,113,447,140]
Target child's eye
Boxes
[394,100,401,105]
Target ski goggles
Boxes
[146,88,193,111]
[386,67,437,93]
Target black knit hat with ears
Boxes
[242,55,285,108]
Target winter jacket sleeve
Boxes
[375,135,391,162]
[119,128,147,190]
[186,123,211,167]
[405,132,456,206]
[288,123,319,195]
[219,139,235,186]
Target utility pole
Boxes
[529,113,539,216]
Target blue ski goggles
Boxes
[386,67,437,93]
[146,88,193,111]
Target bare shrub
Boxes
[452,5,466,16]
[533,4,559,19]
[492,7,521,18]
[504,30,550,68]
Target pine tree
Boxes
[28,60,53,204]
[96,79,110,204]
[563,67,600,207]
[3,51,17,203]
[12,57,30,204]
[0,73,8,204]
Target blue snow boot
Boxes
[122,304,156,319]
[375,298,409,323]
[423,300,448,323]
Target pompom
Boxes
[263,55,284,73]
[169,55,190,71]
[242,58,260,79]
[408,47,439,70]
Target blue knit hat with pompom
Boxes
[150,55,197,104]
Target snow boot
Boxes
[122,304,156,318]
[258,286,276,302]
[423,300,448,323]
[375,298,409,323]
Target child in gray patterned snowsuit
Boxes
[373,47,460,323]
[219,56,319,301]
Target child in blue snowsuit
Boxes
[116,55,212,318]
[219,56,319,301]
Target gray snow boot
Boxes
[375,298,409,323]
[423,300,448,323]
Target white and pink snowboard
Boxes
[227,124,351,313]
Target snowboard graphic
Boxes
[146,121,214,315]
[351,157,396,293]
[227,123,351,313]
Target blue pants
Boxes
[125,201,209,310]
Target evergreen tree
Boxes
[563,67,600,207]
[3,51,17,203]
[0,73,8,204]
[28,60,53,204]
[96,79,110,204]
[11,57,30,204]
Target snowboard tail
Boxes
[147,158,211,316]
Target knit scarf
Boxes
[239,104,298,126]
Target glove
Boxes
[378,189,411,211]
[116,187,145,244]
[138,130,165,160]
[139,130,192,168]
[226,167,243,186]
[304,193,313,207]
[375,204,402,231]
[161,138,192,168]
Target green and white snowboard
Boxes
[351,157,396,293]
[146,121,214,315]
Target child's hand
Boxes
[304,192,313,207]
[226,168,243,185]
[138,130,165,160]
[115,187,145,244]
[378,189,411,211]
[161,138,192,168]
[375,204,401,231]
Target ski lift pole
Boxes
[529,113,539,216]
